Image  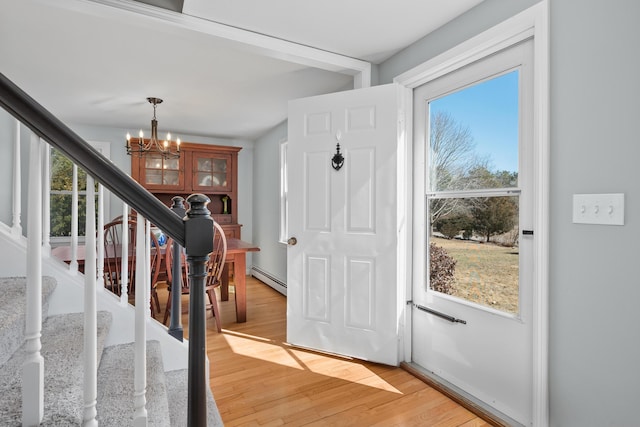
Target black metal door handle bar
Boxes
[413,303,467,324]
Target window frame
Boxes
[279,139,288,244]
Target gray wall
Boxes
[378,0,640,425]
[548,1,640,425]
[377,0,540,85]
[251,120,288,284]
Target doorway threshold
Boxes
[400,362,524,427]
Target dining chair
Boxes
[163,222,227,332]
[205,221,228,332]
[162,237,189,325]
[103,217,162,317]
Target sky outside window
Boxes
[430,70,519,174]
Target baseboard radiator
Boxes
[251,266,287,296]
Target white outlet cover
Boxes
[572,193,624,225]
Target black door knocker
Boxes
[331,142,344,171]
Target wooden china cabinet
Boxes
[130,139,242,239]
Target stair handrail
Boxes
[0,72,184,246]
[1,72,213,426]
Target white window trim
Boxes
[278,139,288,244]
[394,2,549,426]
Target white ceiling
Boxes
[0,0,484,141]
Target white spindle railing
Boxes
[9,127,163,424]
[133,212,148,426]
[120,203,130,304]
[96,184,105,291]
[145,219,152,319]
[70,164,79,272]
[23,133,44,425]
[12,119,22,236]
[41,143,51,255]
[82,175,98,426]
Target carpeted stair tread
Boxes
[0,276,57,366]
[165,369,224,427]
[97,340,171,427]
[0,310,112,426]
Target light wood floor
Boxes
[162,276,492,426]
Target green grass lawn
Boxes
[432,236,519,314]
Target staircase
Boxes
[0,276,223,426]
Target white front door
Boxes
[411,39,535,424]
[287,84,402,366]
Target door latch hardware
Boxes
[411,302,467,324]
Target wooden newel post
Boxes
[169,196,187,341]
[184,194,213,427]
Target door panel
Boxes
[304,152,331,231]
[346,148,375,232]
[304,255,330,321]
[287,84,401,366]
[412,39,534,424]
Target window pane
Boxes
[164,158,179,170]
[50,194,73,236]
[162,171,179,186]
[146,170,162,185]
[429,195,520,314]
[212,173,227,187]
[428,71,519,192]
[51,149,85,191]
[212,159,227,172]
[50,194,98,237]
[145,155,163,169]
[197,158,212,172]
[197,172,211,186]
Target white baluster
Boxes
[121,203,129,304]
[82,175,98,426]
[96,184,105,291]
[134,212,148,426]
[23,133,44,425]
[41,143,51,255]
[70,164,79,272]
[12,119,22,236]
[145,219,152,319]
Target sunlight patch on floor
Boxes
[222,331,402,394]
[222,331,306,370]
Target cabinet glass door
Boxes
[193,153,231,192]
[143,154,183,189]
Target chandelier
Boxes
[126,97,181,159]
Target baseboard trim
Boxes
[400,362,523,427]
[251,266,287,296]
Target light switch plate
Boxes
[572,193,624,225]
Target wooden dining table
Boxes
[51,237,260,323]
[218,238,260,322]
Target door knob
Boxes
[287,237,297,246]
